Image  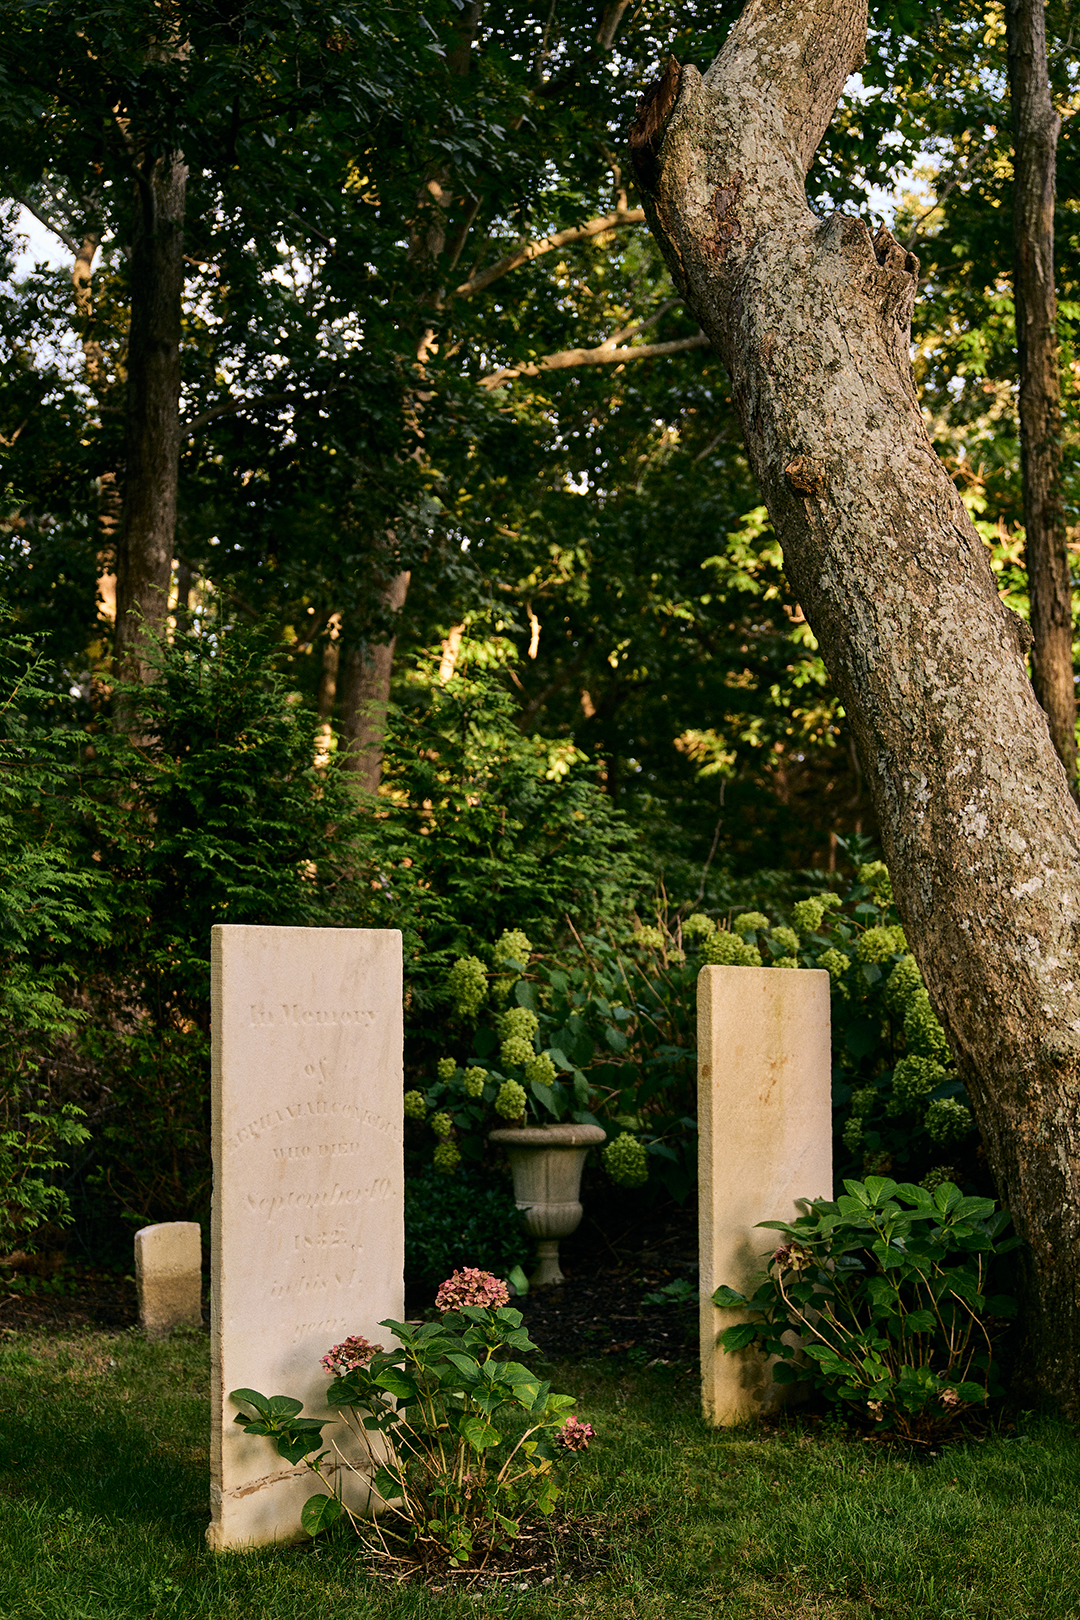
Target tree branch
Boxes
[10,191,78,255]
[478,329,707,390]
[182,390,297,437]
[454,207,645,300]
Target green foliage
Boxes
[235,1286,590,1566]
[0,1105,89,1250]
[403,1167,528,1284]
[0,630,110,1249]
[714,1177,1018,1442]
[365,664,644,1011]
[0,623,370,1240]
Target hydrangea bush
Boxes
[231,1269,594,1567]
[713,1177,1018,1442]
[404,843,978,1200]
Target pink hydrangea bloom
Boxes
[321,1335,381,1377]
[555,1415,595,1451]
[435,1268,510,1312]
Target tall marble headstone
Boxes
[697,964,832,1425]
[208,925,403,1549]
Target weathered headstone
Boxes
[697,964,832,1425]
[208,925,403,1550]
[134,1221,202,1338]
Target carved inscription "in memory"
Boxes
[249,1004,376,1028]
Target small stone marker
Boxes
[697,964,832,1425]
[208,925,404,1550]
[134,1221,202,1339]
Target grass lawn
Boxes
[1,1324,1079,1619]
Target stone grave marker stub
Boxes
[697,964,832,1425]
[134,1221,202,1338]
[208,925,404,1551]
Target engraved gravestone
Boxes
[134,1221,202,1338]
[208,925,403,1550]
[697,964,832,1425]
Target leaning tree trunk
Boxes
[114,146,186,694]
[1006,0,1072,790]
[631,0,1080,1408]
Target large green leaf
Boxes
[300,1493,343,1537]
[458,1414,501,1450]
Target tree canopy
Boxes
[1,0,1077,879]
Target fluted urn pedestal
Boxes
[489,1123,607,1287]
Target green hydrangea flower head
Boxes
[702,931,761,967]
[683,912,715,940]
[635,924,665,949]
[499,1006,539,1044]
[732,911,769,936]
[857,925,907,964]
[818,947,850,987]
[790,897,827,935]
[926,1097,972,1144]
[921,1165,959,1194]
[857,861,893,905]
[494,928,532,972]
[462,1066,487,1099]
[892,1055,946,1109]
[500,1035,534,1068]
[773,955,800,970]
[433,1141,461,1175]
[403,1089,427,1121]
[494,1079,527,1120]
[842,1115,864,1152]
[436,1057,457,1084]
[821,892,843,912]
[884,954,924,1016]
[770,926,801,955]
[447,955,487,1019]
[904,990,949,1060]
[524,1052,557,1088]
[850,1087,876,1116]
[602,1132,648,1187]
[431,1111,453,1140]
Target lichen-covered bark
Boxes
[632,0,1080,1407]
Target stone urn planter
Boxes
[488,1123,606,1287]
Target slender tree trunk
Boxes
[336,572,411,794]
[70,224,122,629]
[335,2,484,779]
[114,147,187,691]
[1006,0,1073,790]
[632,0,1080,1409]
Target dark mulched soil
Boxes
[514,1198,699,1370]
[353,1512,611,1592]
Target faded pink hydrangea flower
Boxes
[435,1268,510,1312]
[772,1242,814,1273]
[555,1415,595,1451]
[321,1335,381,1377]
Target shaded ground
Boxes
[516,1203,699,1368]
[3,1191,699,1359]
[0,1266,139,1333]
